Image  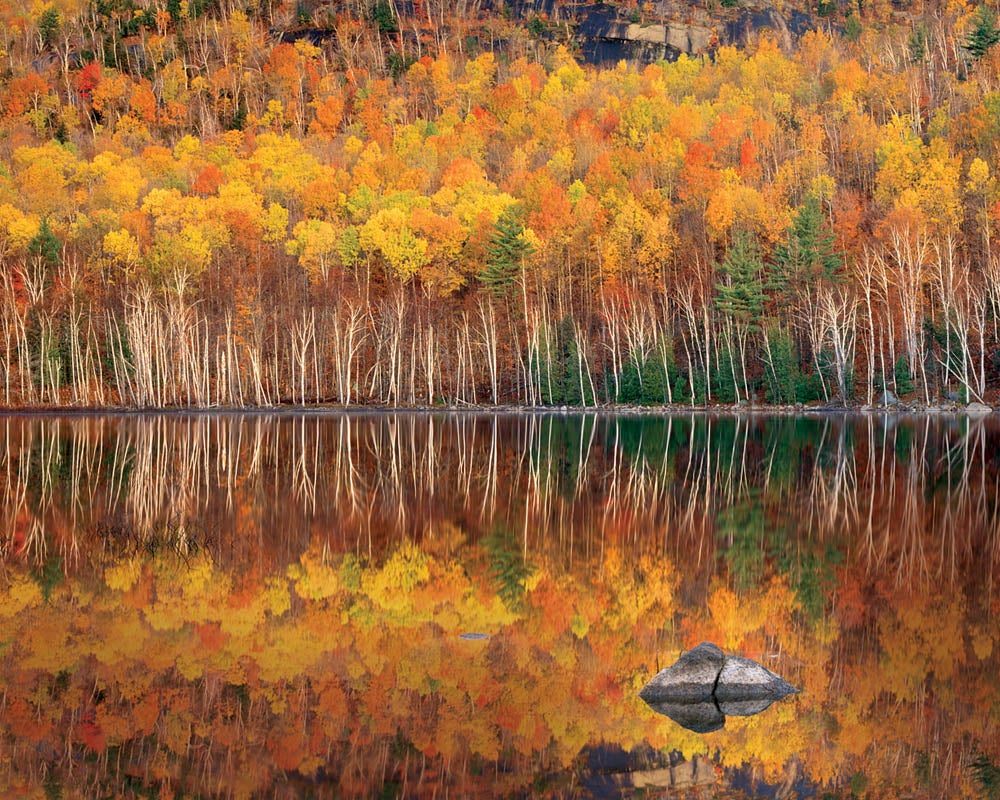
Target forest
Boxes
[4,0,1000,407]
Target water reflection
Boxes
[0,411,997,798]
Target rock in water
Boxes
[967,402,993,416]
[713,656,797,702]
[638,642,724,703]
[639,643,797,732]
[717,697,784,718]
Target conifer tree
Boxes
[715,230,765,402]
[769,195,841,310]
[478,207,534,299]
[966,6,1000,60]
[28,218,62,269]
[715,230,765,329]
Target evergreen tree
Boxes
[966,6,1000,60]
[478,206,534,299]
[533,317,596,406]
[715,230,765,403]
[768,195,841,309]
[371,2,397,33]
[715,230,765,329]
[37,7,60,49]
[28,218,62,269]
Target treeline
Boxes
[3,1,1000,406]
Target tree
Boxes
[715,230,765,402]
[716,231,765,328]
[37,6,61,50]
[769,195,841,312]
[478,206,534,299]
[966,6,1000,61]
[28,218,61,269]
[359,207,429,282]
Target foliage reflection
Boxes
[0,412,998,798]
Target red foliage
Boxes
[3,73,50,117]
[77,62,102,102]
[197,621,227,651]
[739,137,759,178]
[193,163,225,196]
[80,709,106,753]
[678,141,719,204]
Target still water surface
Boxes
[0,411,998,798]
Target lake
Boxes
[0,411,997,798]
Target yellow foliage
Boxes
[0,204,40,251]
[705,169,779,242]
[0,574,43,617]
[104,558,142,592]
[286,218,340,282]
[362,540,430,614]
[359,207,429,281]
[288,547,340,600]
[103,228,140,267]
[972,628,994,660]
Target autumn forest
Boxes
[4,0,1000,407]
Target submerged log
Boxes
[639,642,797,732]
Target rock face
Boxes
[639,642,797,732]
[725,8,793,51]
[576,6,714,64]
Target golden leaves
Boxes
[104,557,141,592]
[0,508,993,800]
[0,573,42,618]
[288,546,340,600]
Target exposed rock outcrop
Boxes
[576,6,715,64]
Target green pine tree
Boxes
[715,230,765,329]
[28,218,62,269]
[768,195,841,310]
[37,7,61,49]
[966,6,1000,60]
[478,206,534,299]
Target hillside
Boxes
[1,0,999,407]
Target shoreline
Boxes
[0,400,995,418]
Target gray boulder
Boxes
[714,655,797,702]
[638,642,724,703]
[879,390,898,406]
[967,402,993,416]
[639,643,797,732]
